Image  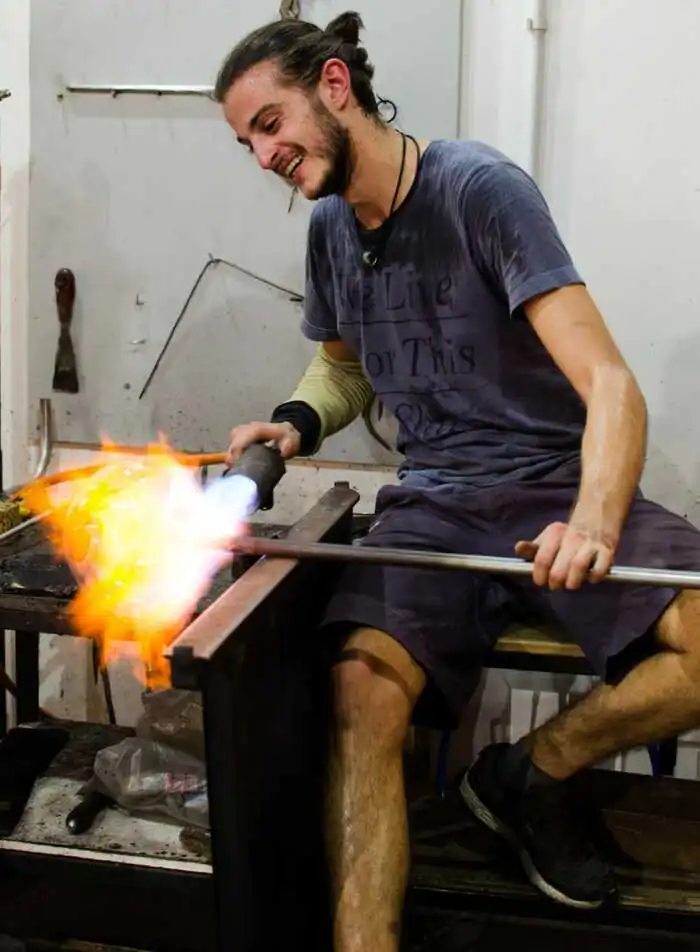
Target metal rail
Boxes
[0,398,54,544]
[60,84,214,98]
[234,536,700,591]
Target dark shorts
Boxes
[320,460,700,728]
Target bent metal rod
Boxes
[233,537,700,591]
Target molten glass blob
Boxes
[20,442,258,688]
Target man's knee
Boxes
[332,626,426,754]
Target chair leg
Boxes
[658,737,679,776]
[647,737,678,777]
[436,730,452,799]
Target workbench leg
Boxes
[202,625,335,952]
[15,630,40,724]
[0,630,6,737]
[202,660,253,952]
[190,489,357,951]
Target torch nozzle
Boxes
[216,443,286,514]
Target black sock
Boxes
[512,737,563,789]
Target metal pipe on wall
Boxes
[59,84,214,99]
[33,397,53,481]
[526,0,548,182]
[455,0,466,139]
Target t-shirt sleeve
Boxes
[464,160,584,315]
[300,207,342,342]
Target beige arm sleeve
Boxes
[288,344,374,452]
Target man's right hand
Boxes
[225,421,301,467]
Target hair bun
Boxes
[325,11,364,46]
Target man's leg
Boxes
[319,483,517,944]
[327,625,426,952]
[462,590,700,909]
[528,589,700,778]
[460,471,700,908]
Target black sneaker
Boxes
[459,742,616,909]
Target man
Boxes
[217,11,700,952]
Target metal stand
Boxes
[168,484,359,952]
[14,631,40,724]
[0,630,6,737]
[0,399,53,728]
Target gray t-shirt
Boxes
[301,139,587,491]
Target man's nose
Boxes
[253,141,276,171]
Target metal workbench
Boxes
[0,485,357,950]
[1,485,700,950]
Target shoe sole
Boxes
[459,769,605,910]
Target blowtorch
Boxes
[203,441,287,520]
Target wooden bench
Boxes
[431,619,679,791]
[490,620,589,674]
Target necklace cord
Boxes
[388,131,409,220]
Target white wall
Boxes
[463,0,700,524]
[539,0,700,524]
[0,0,32,489]
[25,0,462,467]
[3,1,700,779]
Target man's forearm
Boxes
[571,365,647,546]
[270,344,373,455]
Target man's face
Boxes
[222,61,353,200]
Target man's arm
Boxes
[226,340,372,463]
[464,159,647,589]
[271,340,373,454]
[518,284,648,588]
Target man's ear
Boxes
[318,57,352,110]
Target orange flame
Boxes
[20,438,256,689]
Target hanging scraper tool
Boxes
[52,267,79,393]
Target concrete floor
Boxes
[4,918,700,952]
[404,918,700,951]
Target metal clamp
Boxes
[527,0,548,32]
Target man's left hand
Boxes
[514,521,615,590]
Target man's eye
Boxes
[263,118,278,133]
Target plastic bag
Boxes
[135,689,205,761]
[93,736,209,829]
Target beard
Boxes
[308,96,355,199]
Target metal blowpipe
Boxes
[233,537,700,591]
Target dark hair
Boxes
[213,12,379,116]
